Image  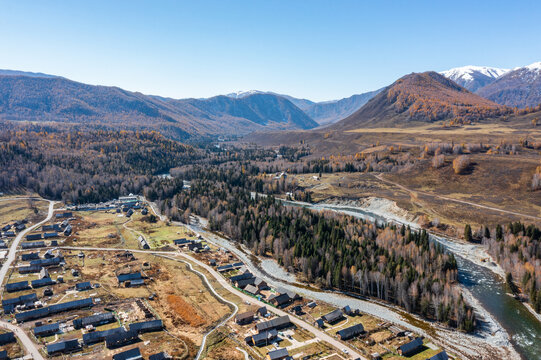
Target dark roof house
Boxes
[337,323,365,340]
[255,316,291,333]
[76,282,92,291]
[427,351,449,360]
[129,320,163,334]
[235,311,254,325]
[5,281,30,293]
[0,332,15,345]
[252,329,278,346]
[34,322,60,337]
[47,339,80,355]
[266,348,289,360]
[398,337,424,357]
[321,309,344,324]
[73,312,115,329]
[113,347,142,360]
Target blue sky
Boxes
[1,0,540,101]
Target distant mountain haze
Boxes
[224,89,381,125]
[0,74,318,140]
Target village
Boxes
[0,196,452,360]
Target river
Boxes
[280,200,541,360]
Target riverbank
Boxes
[185,219,517,360]
[316,197,507,279]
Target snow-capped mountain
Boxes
[225,90,265,99]
[440,65,509,92]
[476,62,541,108]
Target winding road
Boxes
[59,244,365,360]
[0,199,55,360]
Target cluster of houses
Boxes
[46,318,165,356]
[236,310,292,360]
[174,238,209,253]
[1,219,28,239]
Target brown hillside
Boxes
[334,71,511,129]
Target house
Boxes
[117,272,142,285]
[266,348,289,360]
[306,301,317,308]
[337,323,365,340]
[235,278,256,289]
[83,327,124,345]
[73,312,115,329]
[208,259,217,266]
[229,272,253,283]
[1,224,10,232]
[21,241,45,249]
[0,332,15,345]
[257,306,268,317]
[268,293,291,307]
[255,316,291,333]
[34,322,60,337]
[2,293,38,308]
[43,232,58,239]
[129,320,163,334]
[113,347,142,360]
[235,311,254,325]
[55,212,72,219]
[15,298,93,323]
[76,282,92,291]
[47,339,80,355]
[43,249,54,258]
[15,224,26,231]
[25,233,42,241]
[254,278,268,290]
[187,241,203,252]
[138,236,150,249]
[0,240,6,249]
[149,352,171,360]
[244,284,260,295]
[19,264,42,274]
[30,256,64,267]
[389,325,406,337]
[141,208,148,215]
[252,329,278,346]
[44,288,53,296]
[105,329,139,349]
[42,224,61,231]
[39,267,50,279]
[370,353,381,360]
[126,279,145,287]
[21,252,40,261]
[426,351,449,360]
[6,281,31,292]
[173,238,190,246]
[342,305,352,315]
[398,337,424,357]
[126,209,134,217]
[3,231,15,237]
[291,305,303,315]
[314,319,324,328]
[0,350,6,360]
[64,224,72,236]
[321,309,344,324]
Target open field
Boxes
[0,197,49,226]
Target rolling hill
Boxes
[333,71,511,130]
[0,73,318,140]
[476,62,541,108]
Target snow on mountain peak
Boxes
[441,66,509,82]
[523,62,541,72]
[225,90,264,98]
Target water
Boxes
[285,200,541,360]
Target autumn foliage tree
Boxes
[453,155,471,174]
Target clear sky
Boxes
[1,0,540,102]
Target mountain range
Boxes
[333,71,510,130]
[0,61,540,139]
